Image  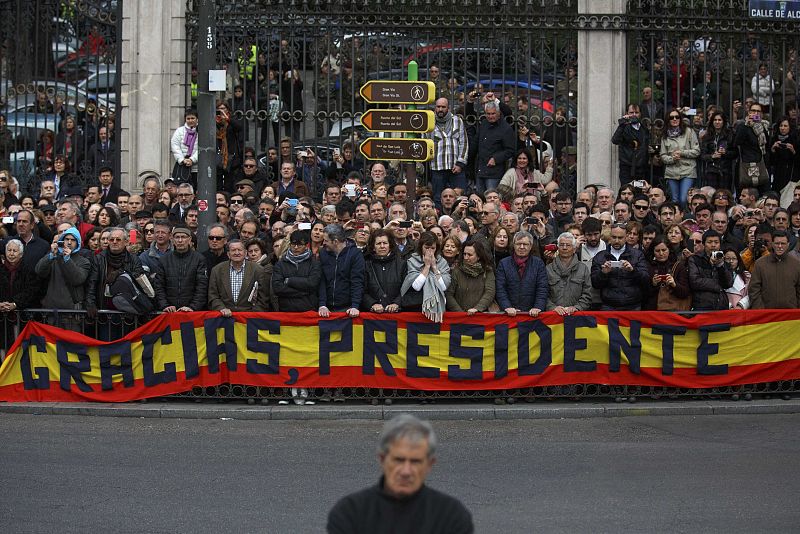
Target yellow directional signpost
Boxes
[360,109,435,134]
[358,80,435,164]
[359,80,436,105]
[359,138,434,162]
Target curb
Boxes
[1,399,799,421]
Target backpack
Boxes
[110,272,154,314]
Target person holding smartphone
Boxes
[612,103,650,186]
[590,223,650,311]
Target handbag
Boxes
[657,262,691,311]
[170,159,192,184]
[737,156,769,188]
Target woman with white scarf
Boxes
[401,231,451,323]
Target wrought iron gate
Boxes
[0,0,122,193]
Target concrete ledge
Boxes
[1,399,799,421]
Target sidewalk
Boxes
[1,398,799,420]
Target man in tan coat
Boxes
[750,230,800,309]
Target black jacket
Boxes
[362,250,407,309]
[327,479,473,534]
[272,254,321,311]
[319,242,365,311]
[470,116,516,181]
[202,249,228,271]
[591,247,651,309]
[153,249,208,310]
[687,252,734,310]
[612,119,650,176]
[86,250,147,310]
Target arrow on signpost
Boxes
[359,80,436,105]
[360,109,435,133]
[359,138,434,162]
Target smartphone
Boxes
[355,223,366,229]
[2,216,14,224]
[333,148,341,158]
[632,180,645,188]
[544,243,558,253]
[686,108,697,116]
[525,182,539,188]
[345,184,356,198]
[525,217,537,225]
[297,222,312,230]
[129,229,137,245]
[398,220,413,229]
[608,260,622,268]
[287,198,298,208]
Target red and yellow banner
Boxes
[1,310,799,402]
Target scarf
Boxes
[105,250,127,284]
[184,126,197,155]
[666,127,681,138]
[216,123,229,168]
[513,254,528,279]
[401,253,450,323]
[435,111,453,129]
[459,261,485,278]
[514,167,530,194]
[750,120,768,154]
[285,247,311,265]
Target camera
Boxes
[259,214,268,224]
[398,220,413,229]
[710,250,723,262]
[632,180,645,189]
[468,200,477,209]
[745,210,755,217]
[754,238,766,256]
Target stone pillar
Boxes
[577,0,628,193]
[119,0,188,193]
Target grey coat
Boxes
[546,255,593,311]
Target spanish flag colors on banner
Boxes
[1,310,799,402]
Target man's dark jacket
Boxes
[86,250,146,310]
[590,246,650,308]
[687,252,734,310]
[327,478,473,534]
[272,255,321,311]
[153,249,208,310]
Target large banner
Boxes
[1,311,800,402]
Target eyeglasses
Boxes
[556,201,572,206]
[714,195,729,200]
[208,235,226,241]
[669,115,681,119]
[480,211,495,215]
[634,204,649,210]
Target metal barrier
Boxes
[1,308,796,402]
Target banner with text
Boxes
[1,311,799,402]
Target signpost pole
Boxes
[405,61,419,215]
[196,0,217,252]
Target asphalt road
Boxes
[1,413,798,533]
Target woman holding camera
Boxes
[769,117,798,194]
[700,112,737,190]
[660,110,700,208]
[644,236,690,310]
[498,148,553,198]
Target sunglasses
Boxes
[230,200,244,204]
[208,235,226,241]
[669,115,681,119]
[634,204,649,210]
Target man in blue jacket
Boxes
[318,224,364,318]
[495,231,548,317]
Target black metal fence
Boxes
[184,0,580,186]
[0,0,122,194]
